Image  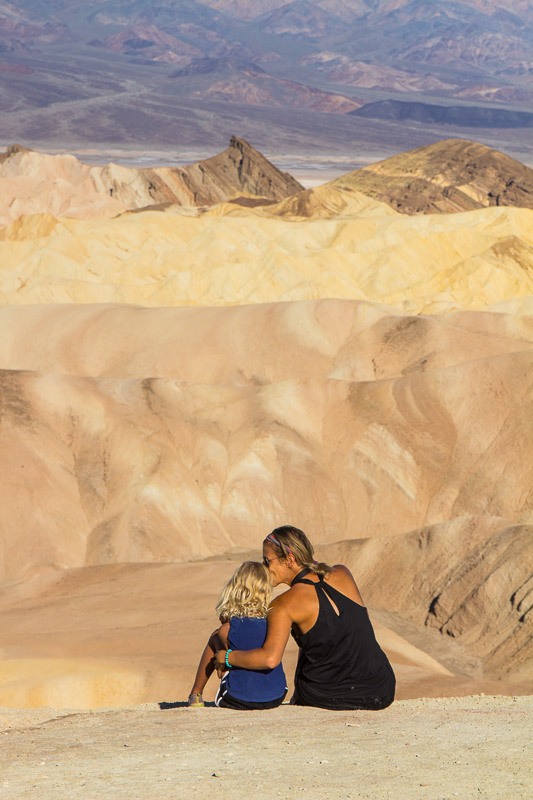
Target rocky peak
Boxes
[0,143,33,164]
[0,137,303,222]
[184,136,303,203]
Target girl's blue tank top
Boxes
[225,616,287,702]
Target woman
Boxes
[215,525,395,710]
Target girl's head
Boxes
[263,525,331,585]
[216,561,272,620]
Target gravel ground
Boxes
[1,696,531,800]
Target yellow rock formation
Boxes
[1,199,533,313]
[2,317,531,577]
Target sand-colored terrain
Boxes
[0,140,532,713]
[2,197,533,312]
[1,697,531,800]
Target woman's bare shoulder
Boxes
[330,563,354,577]
[270,582,314,618]
[326,564,365,604]
[327,564,357,584]
[270,591,291,610]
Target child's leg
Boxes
[190,628,226,696]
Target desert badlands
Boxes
[0,137,532,799]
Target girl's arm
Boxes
[190,621,230,695]
[215,599,292,671]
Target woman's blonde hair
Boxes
[264,525,331,578]
[216,561,272,621]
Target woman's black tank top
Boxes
[291,572,395,710]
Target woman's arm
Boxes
[215,599,292,671]
[217,620,230,650]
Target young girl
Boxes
[188,561,287,709]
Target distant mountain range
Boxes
[167,56,361,112]
[351,100,533,127]
[1,0,533,155]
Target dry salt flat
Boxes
[1,696,531,800]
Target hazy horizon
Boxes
[2,0,533,161]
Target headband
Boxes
[266,532,293,557]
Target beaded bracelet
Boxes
[225,649,233,669]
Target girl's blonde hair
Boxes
[216,561,272,621]
[264,525,332,578]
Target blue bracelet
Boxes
[225,649,233,669]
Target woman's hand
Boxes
[214,650,227,677]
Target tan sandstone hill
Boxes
[1,301,532,577]
[0,300,531,706]
[0,138,303,225]
[331,139,533,214]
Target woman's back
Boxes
[287,565,365,635]
[290,571,395,710]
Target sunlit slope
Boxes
[323,517,533,681]
[2,359,532,575]
[1,299,532,586]
[1,299,533,381]
[331,139,533,214]
[1,307,531,685]
[1,196,533,313]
